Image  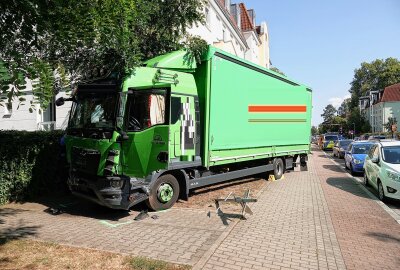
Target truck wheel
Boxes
[273,158,284,180]
[146,174,180,211]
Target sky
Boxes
[243,0,400,126]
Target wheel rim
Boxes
[157,183,174,203]
[378,183,384,200]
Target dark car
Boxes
[344,141,374,175]
[333,139,353,159]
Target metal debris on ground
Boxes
[44,207,64,215]
[215,189,257,220]
[134,210,149,221]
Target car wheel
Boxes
[378,181,387,202]
[146,174,180,211]
[273,158,284,180]
[363,173,370,186]
[350,164,355,176]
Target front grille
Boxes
[71,147,101,175]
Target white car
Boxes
[364,140,400,201]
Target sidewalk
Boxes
[197,148,400,270]
[1,147,400,269]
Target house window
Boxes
[205,7,210,27]
[223,25,227,42]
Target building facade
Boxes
[359,83,400,133]
[1,0,271,131]
[187,0,270,68]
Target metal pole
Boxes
[353,123,355,139]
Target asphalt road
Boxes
[323,148,400,218]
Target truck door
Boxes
[122,88,170,177]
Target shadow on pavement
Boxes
[0,208,39,246]
[20,194,146,221]
[365,232,400,244]
[322,164,345,173]
[326,177,370,199]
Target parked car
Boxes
[321,134,339,150]
[344,141,374,175]
[368,135,386,140]
[364,140,400,201]
[354,137,360,141]
[333,139,353,158]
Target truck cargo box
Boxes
[196,48,312,167]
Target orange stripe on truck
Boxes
[248,105,307,113]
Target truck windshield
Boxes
[69,93,118,129]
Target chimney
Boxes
[230,3,241,28]
[247,9,256,27]
[225,0,231,10]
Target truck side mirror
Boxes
[55,97,65,106]
[371,156,379,163]
[56,96,75,106]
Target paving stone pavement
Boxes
[197,154,346,270]
[2,147,400,269]
[0,203,229,266]
[314,149,400,270]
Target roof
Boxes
[352,140,374,145]
[380,83,400,102]
[239,3,254,31]
[379,140,400,147]
[214,0,249,49]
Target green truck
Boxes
[56,46,312,211]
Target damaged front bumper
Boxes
[68,172,149,210]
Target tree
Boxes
[311,126,318,135]
[270,67,285,76]
[349,58,400,109]
[347,108,371,135]
[384,117,397,138]
[337,98,350,118]
[0,0,207,111]
[321,104,337,124]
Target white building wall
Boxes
[243,31,260,64]
[187,0,246,58]
[0,79,71,131]
[363,102,400,133]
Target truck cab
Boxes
[63,50,200,210]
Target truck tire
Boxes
[273,158,284,180]
[146,174,180,211]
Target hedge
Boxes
[0,130,68,205]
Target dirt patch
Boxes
[175,176,268,209]
[0,239,190,270]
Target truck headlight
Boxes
[386,170,400,182]
[354,159,362,164]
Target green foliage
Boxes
[321,104,337,124]
[337,98,350,118]
[384,117,397,133]
[311,126,318,135]
[0,131,66,205]
[0,0,207,110]
[347,107,371,134]
[349,58,400,108]
[270,67,286,76]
